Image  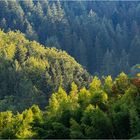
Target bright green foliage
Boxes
[89,76,108,109]
[113,72,130,95]
[103,76,113,95]
[0,16,139,139]
[68,82,79,110]
[0,30,91,111]
[78,87,91,108]
[0,74,140,139]
[0,1,140,139]
[0,111,13,138]
[89,76,101,92]
[13,109,34,139]
[46,87,68,119]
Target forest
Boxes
[1,0,140,76]
[0,30,91,111]
[1,70,140,139]
[1,0,140,139]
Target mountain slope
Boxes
[0,0,140,76]
[0,30,91,111]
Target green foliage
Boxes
[0,0,138,76]
[0,111,13,138]
[70,118,84,139]
[82,105,112,139]
[103,76,113,95]
[113,72,130,95]
[1,2,140,138]
[89,76,101,92]
[0,30,91,111]
[0,74,140,139]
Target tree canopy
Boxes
[0,73,140,139]
[0,30,91,112]
[0,0,140,76]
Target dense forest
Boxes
[0,31,91,111]
[1,72,140,139]
[0,0,140,76]
[1,0,140,139]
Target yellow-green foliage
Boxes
[0,30,90,111]
[1,73,140,139]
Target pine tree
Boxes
[25,21,38,41]
[94,36,103,72]
[75,39,87,68]
[130,35,140,65]
[101,49,116,76]
[118,49,130,74]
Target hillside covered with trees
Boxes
[1,73,140,139]
[0,0,140,76]
[0,30,91,112]
[1,1,140,139]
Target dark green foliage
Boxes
[0,0,139,76]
